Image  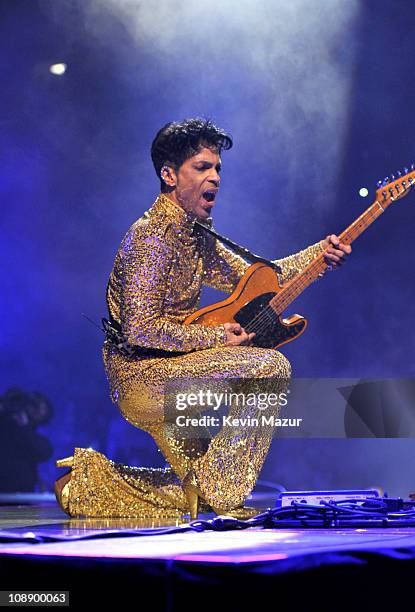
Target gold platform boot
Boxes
[182,470,260,520]
[54,456,74,516]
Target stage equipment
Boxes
[276,489,379,507]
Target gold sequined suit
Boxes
[64,194,324,518]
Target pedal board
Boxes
[276,489,380,508]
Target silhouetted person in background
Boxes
[0,387,54,493]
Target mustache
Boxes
[176,186,217,205]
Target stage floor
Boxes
[2,501,415,564]
[2,500,415,609]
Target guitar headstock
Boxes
[375,164,415,204]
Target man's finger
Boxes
[327,247,347,258]
[325,253,342,263]
[336,244,351,255]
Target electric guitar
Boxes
[185,166,415,349]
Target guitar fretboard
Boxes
[270,197,392,314]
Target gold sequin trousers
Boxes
[63,344,291,518]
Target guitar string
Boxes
[241,204,383,338]
[245,180,408,335]
[245,204,384,336]
[247,214,374,335]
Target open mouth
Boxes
[202,189,217,203]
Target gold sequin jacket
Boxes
[105,193,324,359]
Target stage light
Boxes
[49,63,67,76]
[359,187,369,197]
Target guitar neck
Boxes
[270,196,392,314]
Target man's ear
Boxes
[160,164,177,188]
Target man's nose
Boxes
[209,174,220,187]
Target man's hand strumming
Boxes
[224,323,256,347]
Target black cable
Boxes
[4,500,415,544]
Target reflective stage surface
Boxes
[2,500,415,564]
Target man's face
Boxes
[167,146,222,220]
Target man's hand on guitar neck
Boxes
[224,323,256,347]
[222,234,351,346]
[320,234,352,270]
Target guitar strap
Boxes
[101,220,281,358]
[194,220,282,274]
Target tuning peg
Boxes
[382,190,387,200]
[403,167,409,174]
[411,163,415,170]
[382,177,390,186]
[396,170,402,177]
[376,179,383,188]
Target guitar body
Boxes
[184,262,308,350]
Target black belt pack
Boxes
[102,317,187,359]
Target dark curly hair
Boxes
[151,117,233,192]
